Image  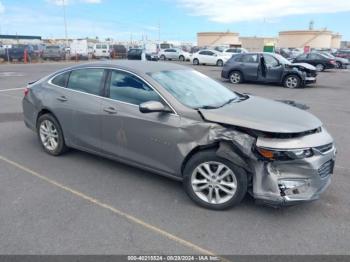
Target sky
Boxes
[0,0,349,42]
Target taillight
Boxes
[24,87,30,96]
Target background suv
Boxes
[222,53,317,88]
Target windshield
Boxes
[321,52,335,58]
[273,53,292,65]
[149,70,239,109]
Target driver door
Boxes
[262,54,284,82]
[100,69,183,175]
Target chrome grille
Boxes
[314,143,333,154]
[318,160,334,178]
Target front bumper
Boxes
[252,129,336,206]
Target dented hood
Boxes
[199,96,322,133]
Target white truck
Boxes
[92,43,110,59]
[69,39,90,60]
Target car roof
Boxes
[55,60,189,74]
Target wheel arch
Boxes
[181,143,219,176]
[282,72,302,84]
[180,140,252,177]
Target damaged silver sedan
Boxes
[22,61,336,209]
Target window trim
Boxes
[47,66,178,115]
[104,69,176,113]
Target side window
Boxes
[108,71,161,105]
[309,53,322,60]
[297,54,307,60]
[207,51,215,56]
[67,69,104,95]
[263,55,279,67]
[241,54,258,63]
[51,72,70,87]
[198,51,207,55]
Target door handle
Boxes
[56,96,67,102]
[103,107,117,114]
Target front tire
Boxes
[283,75,301,88]
[179,55,185,62]
[160,55,166,61]
[336,61,342,69]
[183,150,247,210]
[193,58,199,65]
[37,114,67,156]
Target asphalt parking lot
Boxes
[0,61,350,255]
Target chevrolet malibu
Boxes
[22,61,336,209]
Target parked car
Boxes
[159,48,190,61]
[127,48,158,61]
[5,44,34,62]
[317,51,349,69]
[93,43,110,59]
[110,45,127,59]
[222,52,317,88]
[293,53,337,71]
[333,49,350,62]
[191,49,231,66]
[42,45,65,61]
[22,61,336,209]
[222,47,248,56]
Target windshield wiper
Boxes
[197,105,220,109]
[217,97,237,108]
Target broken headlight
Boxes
[256,147,313,161]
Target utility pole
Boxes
[62,0,68,57]
[158,20,160,43]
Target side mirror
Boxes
[139,101,169,113]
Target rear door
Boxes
[64,68,106,151]
[100,69,182,174]
[239,53,259,80]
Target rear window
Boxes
[51,72,70,87]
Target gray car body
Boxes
[222,52,317,86]
[22,61,336,206]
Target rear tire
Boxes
[336,61,342,69]
[160,55,166,60]
[315,64,325,72]
[183,150,247,210]
[229,71,243,84]
[216,59,224,67]
[37,114,68,156]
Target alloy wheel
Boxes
[39,120,59,151]
[316,64,324,72]
[191,161,237,205]
[230,72,241,84]
[285,76,299,88]
[217,60,223,67]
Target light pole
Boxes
[62,0,68,59]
